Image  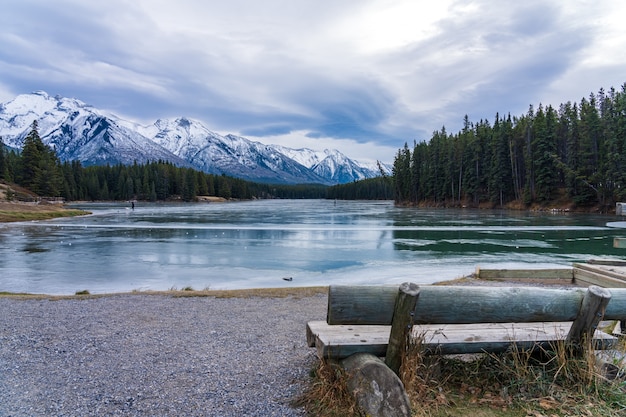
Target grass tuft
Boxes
[396,336,626,417]
[294,359,360,417]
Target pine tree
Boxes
[0,136,6,181]
[473,119,492,204]
[182,168,197,201]
[488,113,514,206]
[19,120,63,196]
[615,85,626,200]
[410,141,424,202]
[462,123,481,205]
[392,143,411,202]
[530,105,559,202]
[508,114,525,202]
[21,120,45,192]
[577,96,602,204]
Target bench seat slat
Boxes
[307,320,618,359]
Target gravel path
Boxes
[0,294,327,416]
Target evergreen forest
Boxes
[392,84,626,210]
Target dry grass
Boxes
[299,333,626,417]
[0,201,89,222]
[0,182,91,221]
[397,336,626,417]
[294,359,361,416]
[167,286,328,299]
[0,286,329,300]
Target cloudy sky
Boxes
[1,0,624,163]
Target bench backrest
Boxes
[327,285,626,325]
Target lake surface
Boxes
[1,199,625,295]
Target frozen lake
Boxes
[1,199,625,295]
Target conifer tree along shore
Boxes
[392,84,626,210]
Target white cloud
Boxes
[541,0,626,104]
[1,0,625,162]
[327,1,453,54]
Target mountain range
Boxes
[0,91,389,184]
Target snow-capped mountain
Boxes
[0,91,387,184]
[0,92,190,168]
[133,118,326,184]
[277,146,384,184]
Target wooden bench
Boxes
[307,283,626,372]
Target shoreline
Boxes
[0,201,90,222]
[0,286,330,299]
[0,274,579,300]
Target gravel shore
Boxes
[0,293,327,416]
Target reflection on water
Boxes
[0,199,624,294]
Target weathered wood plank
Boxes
[567,286,612,347]
[574,263,626,281]
[413,286,585,324]
[601,288,626,320]
[476,267,573,281]
[307,321,390,358]
[306,321,318,347]
[385,282,420,374]
[573,268,626,288]
[587,259,626,266]
[308,320,617,359]
[327,285,398,325]
[327,285,588,325]
[414,322,616,354]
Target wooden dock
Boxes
[573,262,626,288]
[476,261,626,288]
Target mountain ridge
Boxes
[0,91,389,185]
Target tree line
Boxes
[325,177,393,200]
[392,84,626,209]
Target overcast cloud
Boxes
[1,0,624,163]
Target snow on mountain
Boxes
[276,146,325,169]
[0,91,386,184]
[138,118,326,183]
[0,91,81,140]
[277,146,390,183]
[0,91,190,167]
[46,114,192,167]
